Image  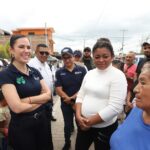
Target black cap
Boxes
[61,47,73,56]
[83,47,91,52]
[74,50,82,57]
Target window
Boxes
[28,32,35,35]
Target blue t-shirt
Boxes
[55,64,87,98]
[110,107,150,150]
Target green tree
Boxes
[0,41,10,59]
[0,45,5,58]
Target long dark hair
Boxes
[10,35,26,48]
[10,35,26,63]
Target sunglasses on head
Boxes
[39,51,49,56]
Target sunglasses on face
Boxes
[39,51,49,56]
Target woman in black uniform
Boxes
[0,35,52,150]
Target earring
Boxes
[10,54,15,63]
[11,54,15,58]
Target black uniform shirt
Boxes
[55,64,87,98]
[0,64,43,116]
[136,57,150,77]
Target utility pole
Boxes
[83,39,86,49]
[120,29,127,55]
[45,22,48,46]
[29,35,32,50]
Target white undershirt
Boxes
[28,57,53,92]
[76,64,127,128]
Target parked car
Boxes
[135,55,145,64]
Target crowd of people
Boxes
[0,34,150,150]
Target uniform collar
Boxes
[63,63,77,72]
[8,63,32,75]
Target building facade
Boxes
[12,28,55,53]
[0,27,55,54]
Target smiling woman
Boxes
[0,35,52,150]
[75,39,127,150]
[9,35,31,65]
[110,61,150,150]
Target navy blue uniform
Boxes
[55,65,86,97]
[55,64,87,143]
[0,64,52,150]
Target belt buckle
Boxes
[33,113,39,119]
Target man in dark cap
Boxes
[82,47,95,70]
[73,50,87,70]
[55,47,87,150]
[136,42,150,78]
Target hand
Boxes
[71,104,76,111]
[70,95,77,100]
[3,128,8,137]
[0,128,8,137]
[125,73,134,81]
[127,101,133,109]
[125,101,133,113]
[85,114,102,126]
[64,97,72,104]
[76,115,90,130]
[125,73,130,79]
[0,100,7,107]
[80,125,90,131]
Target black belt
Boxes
[32,111,43,119]
[11,109,45,120]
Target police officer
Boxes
[55,47,87,150]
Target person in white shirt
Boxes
[75,39,127,150]
[28,43,54,149]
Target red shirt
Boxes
[124,64,137,92]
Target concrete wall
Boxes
[0,35,54,54]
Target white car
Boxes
[135,55,145,64]
[0,58,9,71]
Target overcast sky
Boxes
[1,0,150,54]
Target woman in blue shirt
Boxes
[110,61,150,150]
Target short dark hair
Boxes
[10,34,26,48]
[35,44,48,53]
[142,42,149,47]
[92,40,114,57]
[83,47,91,52]
[36,44,48,48]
